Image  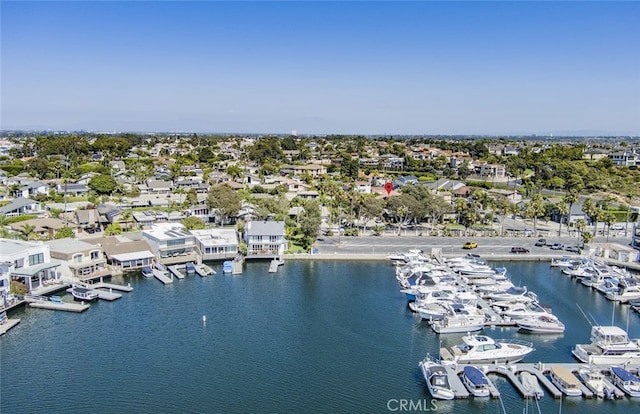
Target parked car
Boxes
[564,245,582,254]
[463,241,478,249]
[511,247,530,254]
[550,243,564,250]
[611,224,624,231]
[534,238,547,247]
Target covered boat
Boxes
[418,356,455,400]
[462,365,490,397]
[610,366,640,397]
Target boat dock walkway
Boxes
[168,265,185,279]
[25,295,90,313]
[442,362,633,400]
[90,282,133,292]
[268,257,285,273]
[195,264,215,277]
[0,318,21,336]
[153,268,173,284]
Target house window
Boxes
[167,239,185,247]
[73,254,83,263]
[28,253,44,266]
[90,251,100,260]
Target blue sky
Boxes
[1,1,639,135]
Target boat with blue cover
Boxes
[610,366,640,397]
[462,365,491,397]
[223,261,233,274]
[141,266,153,278]
[185,262,196,275]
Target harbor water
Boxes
[1,260,639,413]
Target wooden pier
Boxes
[90,282,133,292]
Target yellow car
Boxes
[463,241,478,249]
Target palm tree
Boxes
[555,200,568,237]
[525,194,545,236]
[575,218,587,248]
[19,224,36,240]
[582,198,597,237]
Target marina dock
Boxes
[268,257,284,273]
[89,281,133,292]
[195,263,215,277]
[67,286,122,301]
[0,318,21,336]
[26,296,90,313]
[168,265,185,279]
[153,268,173,284]
[441,362,634,400]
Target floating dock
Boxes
[268,257,284,273]
[66,287,121,301]
[89,282,133,292]
[0,318,21,336]
[153,268,173,284]
[168,265,185,279]
[195,264,215,277]
[27,298,90,313]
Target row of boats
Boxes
[387,249,640,401]
[552,256,640,310]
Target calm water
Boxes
[1,260,639,414]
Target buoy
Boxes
[202,315,207,323]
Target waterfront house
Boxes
[190,228,239,261]
[45,239,110,280]
[244,220,287,259]
[0,197,43,217]
[0,262,11,309]
[142,222,197,265]
[0,239,62,294]
[86,236,154,272]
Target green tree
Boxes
[207,185,242,225]
[524,194,545,236]
[298,199,322,250]
[104,223,123,236]
[582,198,598,238]
[54,226,75,239]
[181,216,206,230]
[88,174,117,195]
[555,200,568,237]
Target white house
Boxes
[142,222,197,264]
[244,221,287,259]
[0,239,62,295]
[0,197,43,217]
[190,228,239,261]
[45,239,109,281]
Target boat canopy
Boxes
[463,366,488,386]
[612,367,640,382]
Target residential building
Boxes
[86,236,154,272]
[45,239,110,280]
[0,197,43,217]
[244,220,287,259]
[142,222,197,264]
[191,228,239,261]
[0,239,62,294]
[8,218,78,239]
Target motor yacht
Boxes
[571,325,640,365]
[439,334,534,364]
[418,355,455,400]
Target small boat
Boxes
[49,295,64,304]
[418,355,455,400]
[440,334,535,364]
[610,366,640,397]
[549,365,582,397]
[69,285,99,302]
[185,262,196,275]
[517,314,565,334]
[462,365,491,397]
[141,266,153,278]
[223,261,233,274]
[578,367,615,399]
[519,371,543,399]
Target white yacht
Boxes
[571,325,640,365]
[439,334,534,364]
[500,302,552,321]
[429,304,486,334]
[577,367,615,399]
[517,314,565,334]
[486,286,536,304]
[605,280,640,303]
[418,355,455,400]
